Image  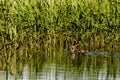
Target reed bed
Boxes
[0,0,120,56]
[0,1,119,79]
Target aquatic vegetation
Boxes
[0,1,119,80]
[0,0,120,55]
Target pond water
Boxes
[0,52,120,80]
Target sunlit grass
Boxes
[0,0,120,55]
[0,1,119,79]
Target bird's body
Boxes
[70,45,86,59]
[70,45,86,54]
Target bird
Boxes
[70,45,87,59]
[70,45,87,55]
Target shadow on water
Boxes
[0,47,120,80]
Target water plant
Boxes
[0,0,120,55]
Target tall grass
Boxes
[0,0,120,54]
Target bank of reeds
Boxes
[0,0,120,55]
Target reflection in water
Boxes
[0,52,120,80]
[38,63,120,80]
[23,65,29,80]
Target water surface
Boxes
[0,52,120,80]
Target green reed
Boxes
[0,0,120,55]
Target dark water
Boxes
[0,52,120,80]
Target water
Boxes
[0,52,120,80]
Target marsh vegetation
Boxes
[0,0,120,52]
[0,0,120,79]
